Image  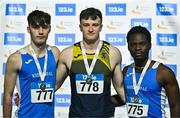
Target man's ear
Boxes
[79,24,82,31]
[127,44,130,52]
[48,25,51,33]
[100,24,103,31]
[148,42,152,50]
[27,26,30,33]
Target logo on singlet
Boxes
[25,59,33,64]
[101,52,107,59]
[126,72,133,77]
[74,54,82,58]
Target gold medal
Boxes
[40,83,46,91]
[86,76,92,84]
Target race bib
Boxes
[126,97,149,117]
[31,82,54,103]
[127,103,148,117]
[76,74,104,94]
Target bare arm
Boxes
[55,46,73,91]
[110,46,125,105]
[50,46,61,91]
[3,53,21,117]
[111,66,129,106]
[158,64,180,117]
[50,46,60,63]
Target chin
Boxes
[37,42,46,46]
[86,39,96,43]
[134,57,146,61]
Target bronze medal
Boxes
[133,96,140,103]
[40,83,46,91]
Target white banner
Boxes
[1,0,179,117]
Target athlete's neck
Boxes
[134,58,149,68]
[82,39,100,54]
[30,43,47,57]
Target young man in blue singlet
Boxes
[56,7,125,117]
[113,26,180,117]
[3,10,60,117]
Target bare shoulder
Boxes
[59,46,73,67]
[157,63,176,85]
[157,63,175,78]
[49,45,60,53]
[57,46,73,70]
[7,51,21,63]
[6,51,22,70]
[49,45,60,62]
[60,46,73,57]
[109,45,122,71]
[122,65,131,77]
[109,45,122,62]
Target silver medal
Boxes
[40,83,46,91]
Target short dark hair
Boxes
[79,7,102,23]
[27,10,51,27]
[126,26,151,43]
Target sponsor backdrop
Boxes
[0,0,179,117]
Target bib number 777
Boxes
[127,103,148,117]
[31,89,54,103]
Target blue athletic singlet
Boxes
[124,62,166,118]
[69,41,115,117]
[16,47,56,117]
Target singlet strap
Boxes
[152,61,160,69]
[17,48,27,54]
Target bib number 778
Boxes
[76,81,103,94]
[80,82,99,92]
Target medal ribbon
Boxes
[29,45,48,82]
[80,41,103,75]
[133,59,151,95]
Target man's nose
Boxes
[38,27,44,34]
[135,44,141,50]
[88,26,94,32]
